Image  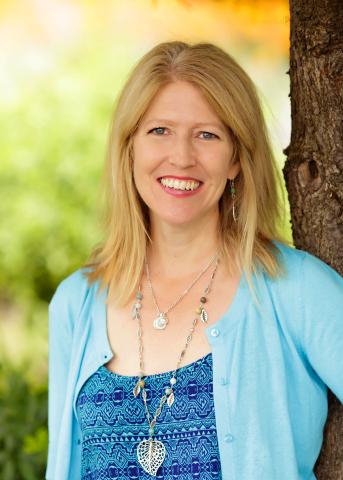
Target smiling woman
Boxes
[132,80,240,227]
[46,41,343,480]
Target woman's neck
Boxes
[147,214,221,281]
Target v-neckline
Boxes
[97,265,251,365]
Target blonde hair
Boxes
[83,41,291,307]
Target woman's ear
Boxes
[227,142,241,180]
[227,132,240,180]
[227,159,241,181]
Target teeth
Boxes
[160,178,200,191]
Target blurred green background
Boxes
[0,0,291,477]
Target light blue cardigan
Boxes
[46,241,343,479]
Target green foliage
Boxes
[0,43,130,477]
[0,363,48,480]
[0,43,131,308]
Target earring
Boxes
[229,178,237,222]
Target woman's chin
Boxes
[149,209,210,229]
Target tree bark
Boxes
[283,1,343,478]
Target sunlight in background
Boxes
[0,0,291,369]
[1,0,290,147]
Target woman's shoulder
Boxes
[271,239,305,269]
[271,239,342,283]
[269,240,343,304]
[49,266,96,318]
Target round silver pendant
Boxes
[153,313,168,330]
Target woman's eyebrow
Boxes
[143,118,226,132]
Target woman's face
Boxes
[132,80,240,228]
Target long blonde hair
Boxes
[83,41,291,306]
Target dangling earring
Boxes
[229,178,237,222]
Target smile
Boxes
[158,177,201,191]
[157,177,203,198]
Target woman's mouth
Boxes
[157,177,203,197]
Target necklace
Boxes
[132,255,220,476]
[144,252,218,330]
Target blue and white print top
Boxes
[76,351,222,479]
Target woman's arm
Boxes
[46,281,75,479]
[300,252,343,402]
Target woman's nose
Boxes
[168,136,196,168]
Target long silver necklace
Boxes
[143,252,218,330]
[132,256,220,476]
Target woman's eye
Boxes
[149,127,167,135]
[200,131,218,140]
[147,128,218,139]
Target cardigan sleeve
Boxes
[300,251,343,403]
[46,269,89,479]
[46,281,74,479]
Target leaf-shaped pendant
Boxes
[167,390,175,407]
[133,381,141,398]
[200,307,208,323]
[142,389,147,402]
[131,304,140,320]
[137,438,166,476]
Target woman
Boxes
[46,41,343,480]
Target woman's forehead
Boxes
[140,81,226,128]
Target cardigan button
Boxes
[220,377,229,386]
[224,433,234,443]
[210,328,220,337]
[77,439,81,445]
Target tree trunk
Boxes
[283,1,343,478]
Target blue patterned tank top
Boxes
[76,351,223,479]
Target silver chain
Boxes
[145,251,218,317]
[136,256,220,432]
